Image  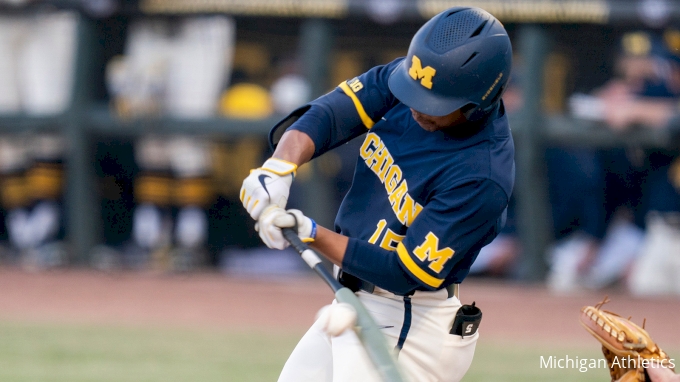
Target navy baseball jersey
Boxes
[273,57,515,294]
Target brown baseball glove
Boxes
[580,297,674,382]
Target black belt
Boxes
[338,270,458,299]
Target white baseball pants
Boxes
[278,287,478,382]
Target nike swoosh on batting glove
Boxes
[240,158,297,220]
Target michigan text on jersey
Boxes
[360,132,423,227]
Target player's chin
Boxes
[416,121,440,132]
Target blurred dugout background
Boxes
[0,0,680,297]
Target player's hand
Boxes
[275,209,317,243]
[646,366,680,382]
[256,206,290,249]
[240,158,297,220]
[257,207,317,250]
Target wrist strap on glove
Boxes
[261,158,298,176]
[288,211,317,243]
[308,219,318,242]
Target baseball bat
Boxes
[282,228,406,382]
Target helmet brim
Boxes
[387,60,472,117]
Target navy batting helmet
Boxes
[388,7,512,120]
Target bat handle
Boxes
[282,227,343,292]
[282,227,307,254]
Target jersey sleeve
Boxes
[395,179,509,289]
[341,178,509,294]
[272,58,402,158]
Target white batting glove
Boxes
[240,158,297,220]
[275,209,317,244]
[257,207,317,250]
[257,206,290,250]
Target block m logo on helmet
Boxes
[408,55,436,89]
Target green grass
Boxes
[0,322,301,382]
[0,321,676,382]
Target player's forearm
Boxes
[309,226,348,266]
[343,238,420,294]
[631,99,675,128]
[310,227,418,294]
[272,130,316,166]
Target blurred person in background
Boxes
[0,10,76,270]
[0,134,66,270]
[94,16,235,271]
[545,32,655,293]
[120,135,214,271]
[543,141,613,292]
[563,30,680,295]
[594,30,680,296]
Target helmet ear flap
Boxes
[485,82,507,109]
[462,82,507,121]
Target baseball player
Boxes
[240,7,513,381]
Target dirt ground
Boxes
[0,268,678,348]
